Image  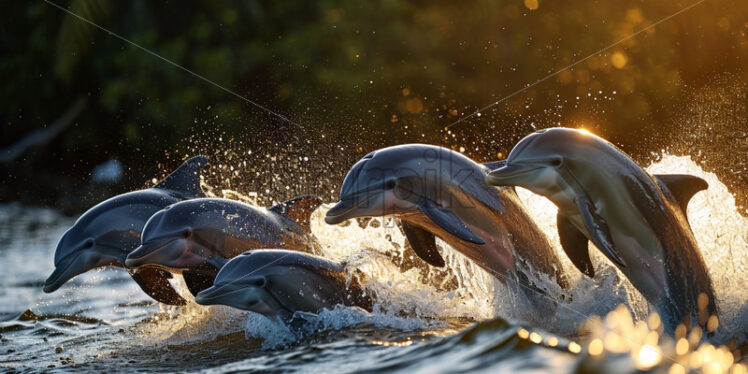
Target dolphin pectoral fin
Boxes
[654,174,708,216]
[154,155,208,198]
[482,160,506,171]
[574,196,626,268]
[182,263,220,296]
[269,195,323,231]
[129,267,187,306]
[400,221,445,267]
[418,199,485,245]
[182,271,217,297]
[557,214,595,278]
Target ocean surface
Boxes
[1,155,746,373]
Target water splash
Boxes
[577,306,746,374]
[243,305,442,350]
[647,155,748,341]
[130,154,747,360]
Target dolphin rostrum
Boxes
[44,156,208,305]
[324,144,570,305]
[194,249,373,321]
[485,127,718,334]
[124,196,322,296]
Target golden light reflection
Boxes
[675,338,689,355]
[707,315,719,332]
[568,342,582,354]
[529,332,542,344]
[583,307,741,374]
[603,332,627,353]
[371,340,413,347]
[611,51,628,69]
[634,344,662,370]
[524,0,539,11]
[546,337,558,347]
[588,338,604,356]
[517,328,530,339]
[669,363,686,374]
[405,98,423,114]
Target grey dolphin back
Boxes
[154,155,208,198]
[137,155,209,302]
[269,195,323,231]
[654,174,708,220]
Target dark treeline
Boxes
[1,1,746,212]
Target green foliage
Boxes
[1,0,746,184]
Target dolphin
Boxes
[124,196,322,296]
[485,127,718,333]
[194,249,373,321]
[324,144,570,303]
[43,156,208,305]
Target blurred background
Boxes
[1,0,746,213]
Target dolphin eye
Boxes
[182,229,192,238]
[550,158,563,167]
[84,239,94,248]
[384,180,396,190]
[252,277,267,288]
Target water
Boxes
[1,155,746,373]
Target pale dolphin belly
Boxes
[567,209,667,299]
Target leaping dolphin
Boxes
[485,127,718,334]
[324,144,570,305]
[43,156,208,305]
[124,196,322,296]
[194,249,373,321]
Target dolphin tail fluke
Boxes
[557,213,595,278]
[400,220,446,267]
[154,155,208,198]
[574,196,626,268]
[654,174,708,217]
[129,267,187,306]
[270,195,323,231]
[418,199,486,245]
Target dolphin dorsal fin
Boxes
[482,160,506,171]
[270,195,323,231]
[654,174,708,215]
[154,156,208,198]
